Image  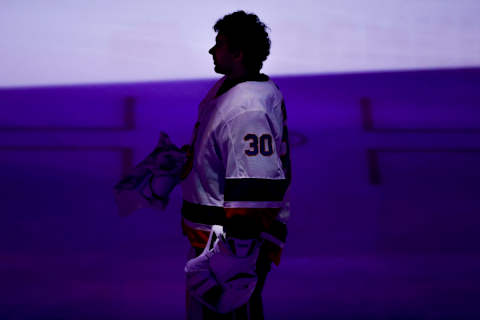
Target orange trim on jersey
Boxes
[181,219,210,248]
[224,207,280,230]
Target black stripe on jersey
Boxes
[181,200,226,225]
[224,178,289,202]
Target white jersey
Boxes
[181,75,291,265]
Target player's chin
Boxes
[213,66,225,75]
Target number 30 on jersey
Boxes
[244,133,274,156]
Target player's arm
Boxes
[219,110,289,258]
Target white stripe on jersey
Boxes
[224,201,285,208]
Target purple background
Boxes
[1,68,480,319]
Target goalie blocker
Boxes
[185,225,262,314]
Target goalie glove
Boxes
[114,132,186,216]
[185,225,262,314]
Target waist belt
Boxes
[181,200,226,226]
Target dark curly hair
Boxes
[213,10,271,74]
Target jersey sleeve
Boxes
[216,109,289,264]
[221,110,284,179]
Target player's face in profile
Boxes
[208,33,236,75]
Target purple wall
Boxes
[1,68,479,319]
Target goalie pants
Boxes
[186,246,272,320]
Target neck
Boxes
[227,72,259,82]
[226,67,258,82]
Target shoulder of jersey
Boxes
[205,76,227,100]
[218,80,282,122]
